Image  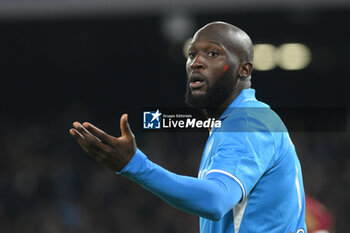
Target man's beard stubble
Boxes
[185,71,236,109]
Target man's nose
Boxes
[191,55,204,70]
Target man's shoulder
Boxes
[221,101,287,133]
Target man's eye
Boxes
[188,52,196,59]
[208,51,219,57]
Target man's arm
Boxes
[119,149,242,220]
[70,114,242,220]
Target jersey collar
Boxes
[218,88,256,121]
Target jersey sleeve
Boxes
[206,121,276,199]
[117,149,242,220]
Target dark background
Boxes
[0,8,349,233]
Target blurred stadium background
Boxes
[0,0,349,232]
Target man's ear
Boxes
[238,62,253,78]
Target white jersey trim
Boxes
[233,195,249,233]
[295,165,302,218]
[241,98,256,103]
[205,169,246,200]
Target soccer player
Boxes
[70,21,307,233]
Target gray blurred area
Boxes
[1,0,350,18]
[0,2,349,233]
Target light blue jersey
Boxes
[198,89,307,233]
[119,88,306,233]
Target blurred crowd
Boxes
[0,105,348,233]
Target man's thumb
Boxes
[120,114,134,139]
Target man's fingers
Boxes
[72,122,110,153]
[70,127,92,153]
[120,114,134,139]
[70,123,109,158]
[73,122,102,143]
[70,128,84,139]
[82,122,113,144]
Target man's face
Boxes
[185,28,240,108]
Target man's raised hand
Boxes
[69,114,136,172]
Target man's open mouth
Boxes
[189,75,205,89]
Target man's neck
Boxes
[203,88,241,120]
[203,79,251,120]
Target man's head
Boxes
[185,21,254,108]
